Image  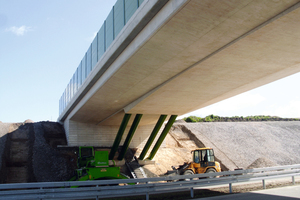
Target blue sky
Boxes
[0,0,299,123]
[0,0,116,122]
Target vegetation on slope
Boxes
[184,115,300,122]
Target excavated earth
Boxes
[142,121,300,176]
[0,121,77,183]
[0,120,300,183]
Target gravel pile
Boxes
[32,122,76,182]
[173,121,300,170]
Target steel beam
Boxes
[109,113,131,160]
[118,114,143,160]
[147,115,177,160]
[139,115,167,160]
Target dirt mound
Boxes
[171,121,300,170]
[139,121,300,175]
[32,122,76,182]
[0,122,76,183]
[247,157,276,169]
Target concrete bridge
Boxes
[58,0,300,160]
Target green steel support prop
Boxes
[139,115,167,160]
[109,113,132,160]
[148,115,177,160]
[118,114,143,160]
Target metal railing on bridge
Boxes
[0,164,299,200]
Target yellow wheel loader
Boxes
[167,147,221,177]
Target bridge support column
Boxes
[139,115,167,160]
[147,115,177,160]
[109,113,131,160]
[118,114,143,160]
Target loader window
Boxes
[201,150,207,162]
[81,148,93,158]
[194,150,200,163]
[194,149,215,163]
[207,149,215,162]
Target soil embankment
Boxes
[142,121,300,175]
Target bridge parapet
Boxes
[59,0,146,115]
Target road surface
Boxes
[193,185,300,200]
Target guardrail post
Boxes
[229,183,232,193]
[262,179,266,189]
[39,187,43,200]
[190,187,194,198]
[146,192,149,200]
[292,176,295,185]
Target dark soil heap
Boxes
[0,121,76,183]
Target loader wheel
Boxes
[183,170,194,181]
[205,168,216,178]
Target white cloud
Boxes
[5,25,33,36]
[263,100,300,118]
[179,92,266,118]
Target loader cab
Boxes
[78,146,95,168]
[193,148,215,168]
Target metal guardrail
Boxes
[0,164,299,200]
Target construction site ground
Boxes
[0,120,299,199]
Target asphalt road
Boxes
[192,185,300,200]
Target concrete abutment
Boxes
[64,118,166,152]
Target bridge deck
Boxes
[58,0,300,147]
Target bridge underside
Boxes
[61,0,300,158]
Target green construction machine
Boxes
[69,146,129,182]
